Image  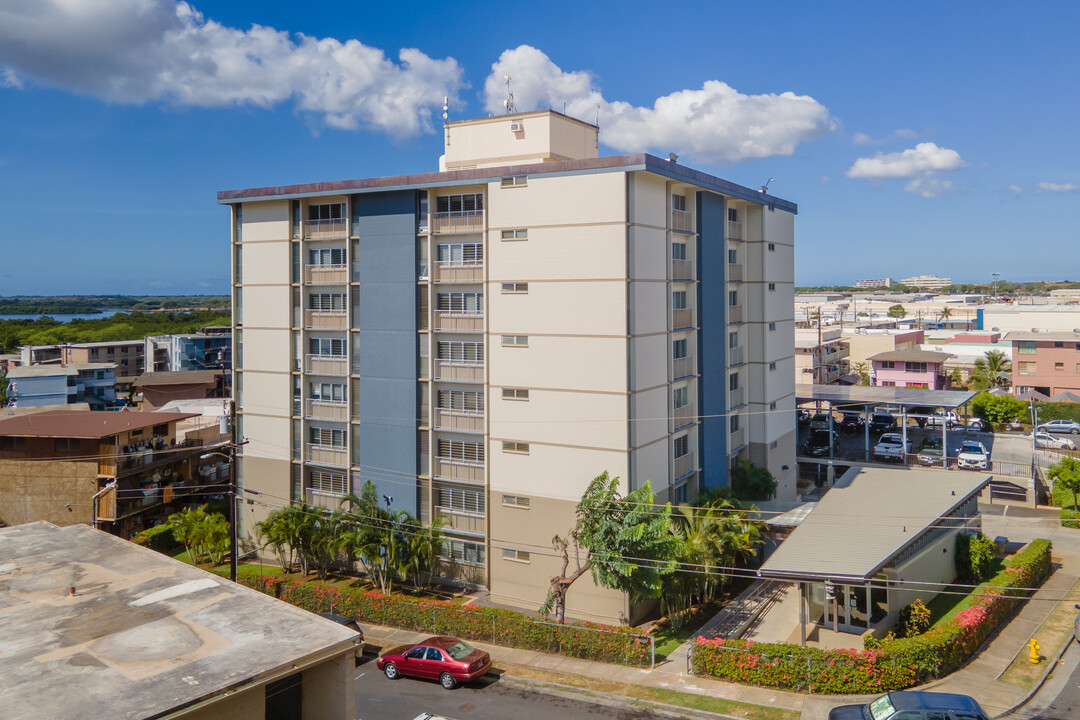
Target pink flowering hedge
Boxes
[234,574,653,667]
[691,539,1052,693]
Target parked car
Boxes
[917,437,946,467]
[956,441,991,470]
[839,412,864,433]
[963,417,988,432]
[1035,431,1077,450]
[869,413,897,434]
[377,636,492,689]
[809,412,832,430]
[926,410,959,428]
[1038,419,1080,435]
[873,433,911,462]
[805,428,840,457]
[829,690,989,720]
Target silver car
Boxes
[1039,419,1080,435]
[1035,432,1077,450]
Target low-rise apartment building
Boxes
[19,340,144,375]
[1008,331,1080,398]
[135,370,229,410]
[220,109,798,622]
[869,349,953,389]
[794,327,849,384]
[900,274,952,289]
[146,327,233,373]
[843,329,925,370]
[855,278,893,289]
[5,363,117,410]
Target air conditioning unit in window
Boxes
[510,122,523,132]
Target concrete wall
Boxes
[0,456,97,527]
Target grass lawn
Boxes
[503,664,800,720]
[999,577,1080,690]
[925,556,1007,629]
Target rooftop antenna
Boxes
[595,103,601,150]
[503,75,515,114]
[760,178,775,194]
[442,96,449,146]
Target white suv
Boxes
[956,441,990,470]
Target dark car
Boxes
[805,428,839,457]
[869,413,897,434]
[829,690,989,720]
[839,412,864,433]
[809,412,833,430]
[917,437,945,467]
[377,636,492,689]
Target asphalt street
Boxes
[1014,639,1080,720]
[353,650,660,720]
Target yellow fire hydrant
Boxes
[1029,638,1041,664]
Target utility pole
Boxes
[1030,397,1039,508]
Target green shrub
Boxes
[132,523,179,553]
[691,539,1052,693]
[956,532,997,584]
[897,598,931,637]
[232,572,653,667]
[1061,507,1080,529]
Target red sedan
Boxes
[376,636,491,689]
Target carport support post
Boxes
[901,408,908,464]
[864,405,871,461]
[828,408,835,462]
[799,582,807,647]
[942,418,948,469]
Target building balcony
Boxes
[306,489,346,511]
[435,408,484,433]
[727,220,743,242]
[674,451,696,479]
[419,405,430,427]
[729,427,746,452]
[305,264,349,285]
[433,457,484,484]
[434,311,483,332]
[305,309,348,330]
[727,262,744,283]
[434,359,484,383]
[672,308,694,330]
[672,209,693,234]
[672,259,694,282]
[435,508,486,534]
[306,354,348,375]
[432,211,484,234]
[673,356,695,380]
[433,261,484,283]
[824,345,850,360]
[673,403,695,430]
[304,218,348,240]
[727,305,744,323]
[306,399,348,421]
[306,444,348,467]
[728,346,745,366]
[728,386,746,410]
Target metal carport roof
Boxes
[795,384,977,410]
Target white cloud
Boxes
[852,128,918,146]
[0,0,464,137]
[484,46,835,164]
[1005,185,1024,196]
[904,176,956,198]
[847,143,966,179]
[1036,182,1080,194]
[820,175,831,184]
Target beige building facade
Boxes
[220,110,797,623]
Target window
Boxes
[769,401,778,411]
[500,229,528,240]
[906,362,927,374]
[768,283,776,291]
[502,441,530,454]
[729,373,739,391]
[438,389,484,412]
[728,208,737,222]
[673,484,688,504]
[1017,341,1037,354]
[501,282,528,293]
[673,339,688,359]
[1017,362,1036,374]
[502,494,531,508]
[1,437,26,451]
[309,470,347,495]
[730,415,740,433]
[1056,362,1065,371]
[767,242,776,251]
[672,195,686,211]
[308,293,346,311]
[436,193,484,213]
[501,335,529,347]
[768,322,776,331]
[880,361,896,369]
[881,380,896,387]
[500,175,527,187]
[672,242,686,260]
[769,361,777,371]
[728,248,737,264]
[1075,363,1080,374]
[437,439,485,462]
[437,243,483,265]
[1055,341,1065,348]
[308,247,346,265]
[673,434,689,458]
[729,332,738,349]
[502,388,530,400]
[436,291,483,313]
[308,202,345,220]
[673,386,689,409]
[441,538,485,566]
[54,438,79,452]
[502,548,531,562]
[728,290,738,307]
[436,486,484,514]
[309,426,346,447]
[672,291,688,310]
[310,382,346,401]
[769,440,778,451]
[437,340,484,362]
[309,337,346,356]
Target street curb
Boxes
[991,637,1074,720]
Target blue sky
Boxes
[0,0,1077,294]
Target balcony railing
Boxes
[673,356,695,380]
[432,211,484,234]
[728,345,745,366]
[435,508,486,534]
[729,427,746,451]
[433,457,484,484]
[306,354,348,375]
[306,489,346,511]
[727,305,744,323]
[672,259,694,281]
[672,209,693,234]
[727,220,743,241]
[727,262,744,283]
[434,261,483,283]
[419,405,430,427]
[306,444,348,467]
[304,218,348,240]
[305,309,348,330]
[434,360,484,382]
[728,386,746,410]
[306,399,348,421]
[672,308,694,330]
[673,403,695,429]
[434,311,483,332]
[305,264,348,285]
[435,408,484,433]
[674,451,696,479]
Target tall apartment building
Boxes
[900,274,952,290]
[855,278,893,289]
[220,110,797,622]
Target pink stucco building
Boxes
[1009,331,1080,399]
[868,349,953,390]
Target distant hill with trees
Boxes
[0,295,228,315]
[0,308,231,353]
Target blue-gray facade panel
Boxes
[697,191,728,490]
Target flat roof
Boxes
[135,370,221,387]
[0,410,198,439]
[0,522,359,720]
[7,365,78,378]
[217,152,798,214]
[759,467,990,582]
[1005,331,1080,342]
[867,349,954,363]
[795,383,977,410]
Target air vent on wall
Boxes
[510,122,523,132]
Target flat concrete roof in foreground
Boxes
[759,467,990,583]
[796,383,977,410]
[0,522,360,720]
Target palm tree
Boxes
[168,505,209,564]
[971,350,1012,390]
[938,307,952,324]
[403,515,449,591]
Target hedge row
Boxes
[235,573,653,667]
[132,523,179,553]
[690,539,1052,694]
